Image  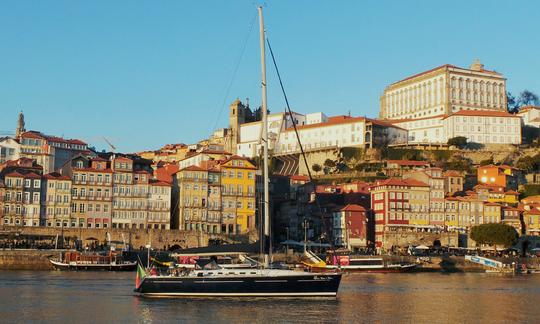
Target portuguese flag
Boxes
[135,263,146,289]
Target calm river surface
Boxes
[1,271,539,323]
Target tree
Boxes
[519,90,540,107]
[507,90,540,113]
[447,136,468,148]
[470,223,518,248]
[323,159,336,168]
[479,157,494,166]
[311,163,322,173]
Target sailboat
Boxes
[134,7,342,298]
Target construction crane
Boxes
[102,137,117,152]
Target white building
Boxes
[0,137,20,164]
[380,60,507,120]
[276,116,407,155]
[443,110,521,145]
[236,112,305,158]
[517,105,540,128]
[388,115,446,144]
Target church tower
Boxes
[227,99,247,154]
[16,111,25,139]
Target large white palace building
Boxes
[380,60,521,145]
[380,60,507,120]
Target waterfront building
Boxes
[442,110,521,145]
[2,171,41,226]
[219,156,257,234]
[517,105,540,128]
[501,206,523,234]
[380,60,507,120]
[148,179,172,230]
[0,179,4,221]
[62,156,113,228]
[332,204,372,251]
[41,172,72,228]
[403,168,445,227]
[370,178,430,248]
[177,165,211,232]
[523,208,540,236]
[0,137,20,164]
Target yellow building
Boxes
[177,165,212,232]
[524,208,540,236]
[219,156,257,234]
[482,202,502,224]
[42,172,72,228]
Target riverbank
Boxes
[2,249,540,272]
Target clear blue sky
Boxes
[1,1,539,152]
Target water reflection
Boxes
[0,271,539,323]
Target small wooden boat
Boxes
[49,250,137,271]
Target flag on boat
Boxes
[135,263,146,289]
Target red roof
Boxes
[290,175,309,181]
[505,190,520,195]
[443,110,518,119]
[150,180,171,187]
[444,170,462,177]
[341,204,366,212]
[5,171,24,178]
[374,178,429,187]
[21,131,87,146]
[43,172,70,180]
[388,64,501,87]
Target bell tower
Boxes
[16,111,25,139]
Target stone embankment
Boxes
[0,250,58,270]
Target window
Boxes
[24,179,31,188]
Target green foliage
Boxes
[447,136,468,148]
[470,223,519,248]
[311,163,322,173]
[340,147,364,161]
[516,153,540,172]
[522,126,540,145]
[444,155,473,173]
[522,184,540,198]
[430,150,452,162]
[323,159,336,168]
[387,148,424,161]
[479,157,494,166]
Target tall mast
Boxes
[258,6,270,268]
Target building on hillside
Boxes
[477,164,521,190]
[137,143,189,163]
[178,147,232,169]
[387,115,445,144]
[442,110,521,145]
[41,172,72,228]
[332,204,373,251]
[517,105,540,128]
[236,111,305,158]
[443,170,464,195]
[0,158,43,177]
[0,179,4,221]
[219,156,257,234]
[385,160,430,177]
[2,171,41,226]
[61,156,113,229]
[380,60,507,120]
[0,137,20,164]
[275,115,407,155]
[19,129,90,173]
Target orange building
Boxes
[477,165,520,191]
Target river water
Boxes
[0,271,538,323]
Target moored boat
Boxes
[49,250,137,271]
[303,251,416,273]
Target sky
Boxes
[1,0,539,152]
